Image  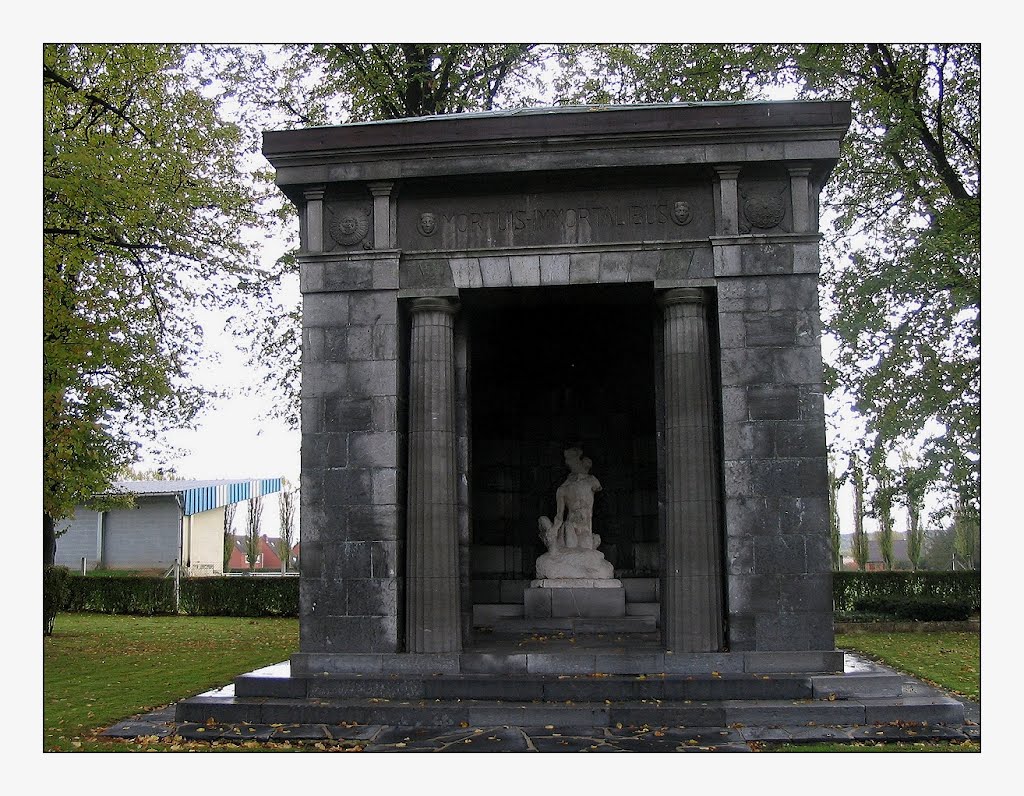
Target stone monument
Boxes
[526,447,624,619]
[258,100,852,671]
[170,100,967,736]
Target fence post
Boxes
[81,557,87,575]
[174,560,180,613]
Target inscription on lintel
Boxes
[398,185,713,251]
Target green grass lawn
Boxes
[44,613,299,752]
[836,631,980,701]
[44,615,980,752]
[762,630,980,753]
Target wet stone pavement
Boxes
[103,696,979,752]
[100,648,979,751]
[103,710,761,751]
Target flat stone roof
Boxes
[262,101,851,190]
[263,101,851,158]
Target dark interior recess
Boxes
[466,284,659,594]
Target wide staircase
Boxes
[175,631,966,732]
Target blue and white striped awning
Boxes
[182,479,284,516]
[109,478,284,516]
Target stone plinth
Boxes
[524,585,626,619]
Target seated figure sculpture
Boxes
[534,447,617,584]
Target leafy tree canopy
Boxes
[43,44,266,561]
[555,44,980,520]
[45,44,980,562]
[799,44,980,521]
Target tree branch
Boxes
[43,64,158,148]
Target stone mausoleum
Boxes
[267,100,851,672]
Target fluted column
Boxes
[406,297,461,653]
[660,288,724,652]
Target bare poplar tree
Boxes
[851,462,870,571]
[953,497,980,571]
[276,484,296,573]
[906,496,925,571]
[828,461,842,571]
[222,501,237,573]
[875,475,895,571]
[245,495,264,574]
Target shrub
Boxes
[58,574,299,617]
[63,575,176,615]
[180,576,298,617]
[44,566,72,635]
[833,571,980,613]
[852,595,972,622]
[896,598,972,622]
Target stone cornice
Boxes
[264,102,851,196]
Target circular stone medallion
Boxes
[329,209,370,247]
[741,192,785,229]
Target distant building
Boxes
[227,534,300,573]
[840,532,912,571]
[55,478,283,576]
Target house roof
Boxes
[840,532,911,563]
[104,478,284,516]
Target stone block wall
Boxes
[299,262,405,653]
[716,270,832,651]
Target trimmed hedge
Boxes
[59,574,299,617]
[852,595,974,622]
[64,574,176,615]
[181,576,299,617]
[57,571,979,620]
[833,571,980,613]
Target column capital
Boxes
[302,184,327,201]
[713,164,742,180]
[786,162,814,178]
[366,180,395,197]
[409,296,460,316]
[658,287,706,308]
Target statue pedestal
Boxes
[524,583,626,619]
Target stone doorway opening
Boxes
[464,283,661,638]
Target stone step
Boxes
[176,693,965,729]
[472,604,524,625]
[472,603,662,626]
[288,648,846,676]
[234,671,839,702]
[625,602,661,625]
[488,616,657,635]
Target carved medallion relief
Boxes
[737,166,791,234]
[325,202,372,250]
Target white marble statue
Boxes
[534,447,617,584]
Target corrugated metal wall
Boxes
[102,496,180,569]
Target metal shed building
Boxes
[55,478,283,576]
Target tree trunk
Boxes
[44,512,56,568]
